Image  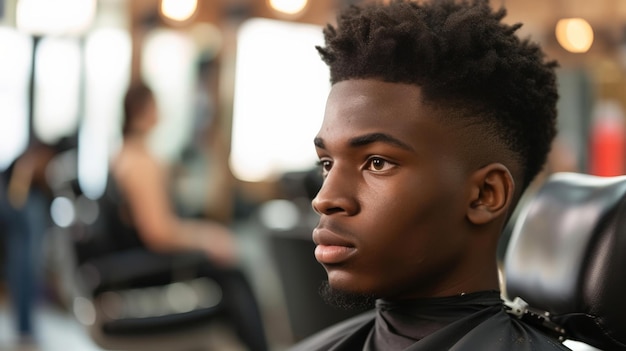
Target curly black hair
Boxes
[316,0,558,190]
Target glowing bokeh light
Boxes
[556,18,594,53]
[160,0,198,22]
[268,0,309,16]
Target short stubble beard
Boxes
[319,280,376,311]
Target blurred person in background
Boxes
[0,141,59,347]
[115,81,235,264]
[107,80,268,350]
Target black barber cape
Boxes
[289,291,571,351]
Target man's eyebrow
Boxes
[314,133,414,151]
[349,132,414,151]
[314,137,325,149]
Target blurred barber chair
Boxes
[503,172,626,350]
[46,150,226,351]
[261,170,370,342]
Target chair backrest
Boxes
[75,174,144,264]
[503,172,626,350]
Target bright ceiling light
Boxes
[160,0,198,23]
[268,0,309,16]
[555,18,594,53]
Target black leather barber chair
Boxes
[503,172,626,350]
[46,150,226,351]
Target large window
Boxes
[230,18,330,182]
[0,27,31,170]
[34,37,81,144]
[79,27,131,199]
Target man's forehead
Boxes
[323,80,427,126]
[327,79,423,105]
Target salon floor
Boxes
[0,296,259,351]
[0,293,105,351]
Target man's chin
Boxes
[319,281,376,311]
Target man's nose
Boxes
[311,168,358,216]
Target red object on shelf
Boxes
[589,101,626,177]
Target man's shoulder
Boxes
[288,310,376,351]
[449,309,572,351]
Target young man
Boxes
[289,0,569,350]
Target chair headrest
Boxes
[503,172,626,350]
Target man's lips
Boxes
[312,227,356,264]
[314,245,356,264]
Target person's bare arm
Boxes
[113,147,237,265]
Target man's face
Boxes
[312,79,473,300]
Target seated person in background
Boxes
[114,81,235,265]
[289,0,569,350]
[109,81,268,351]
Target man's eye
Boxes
[366,157,394,172]
[317,159,332,176]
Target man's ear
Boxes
[467,163,515,225]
